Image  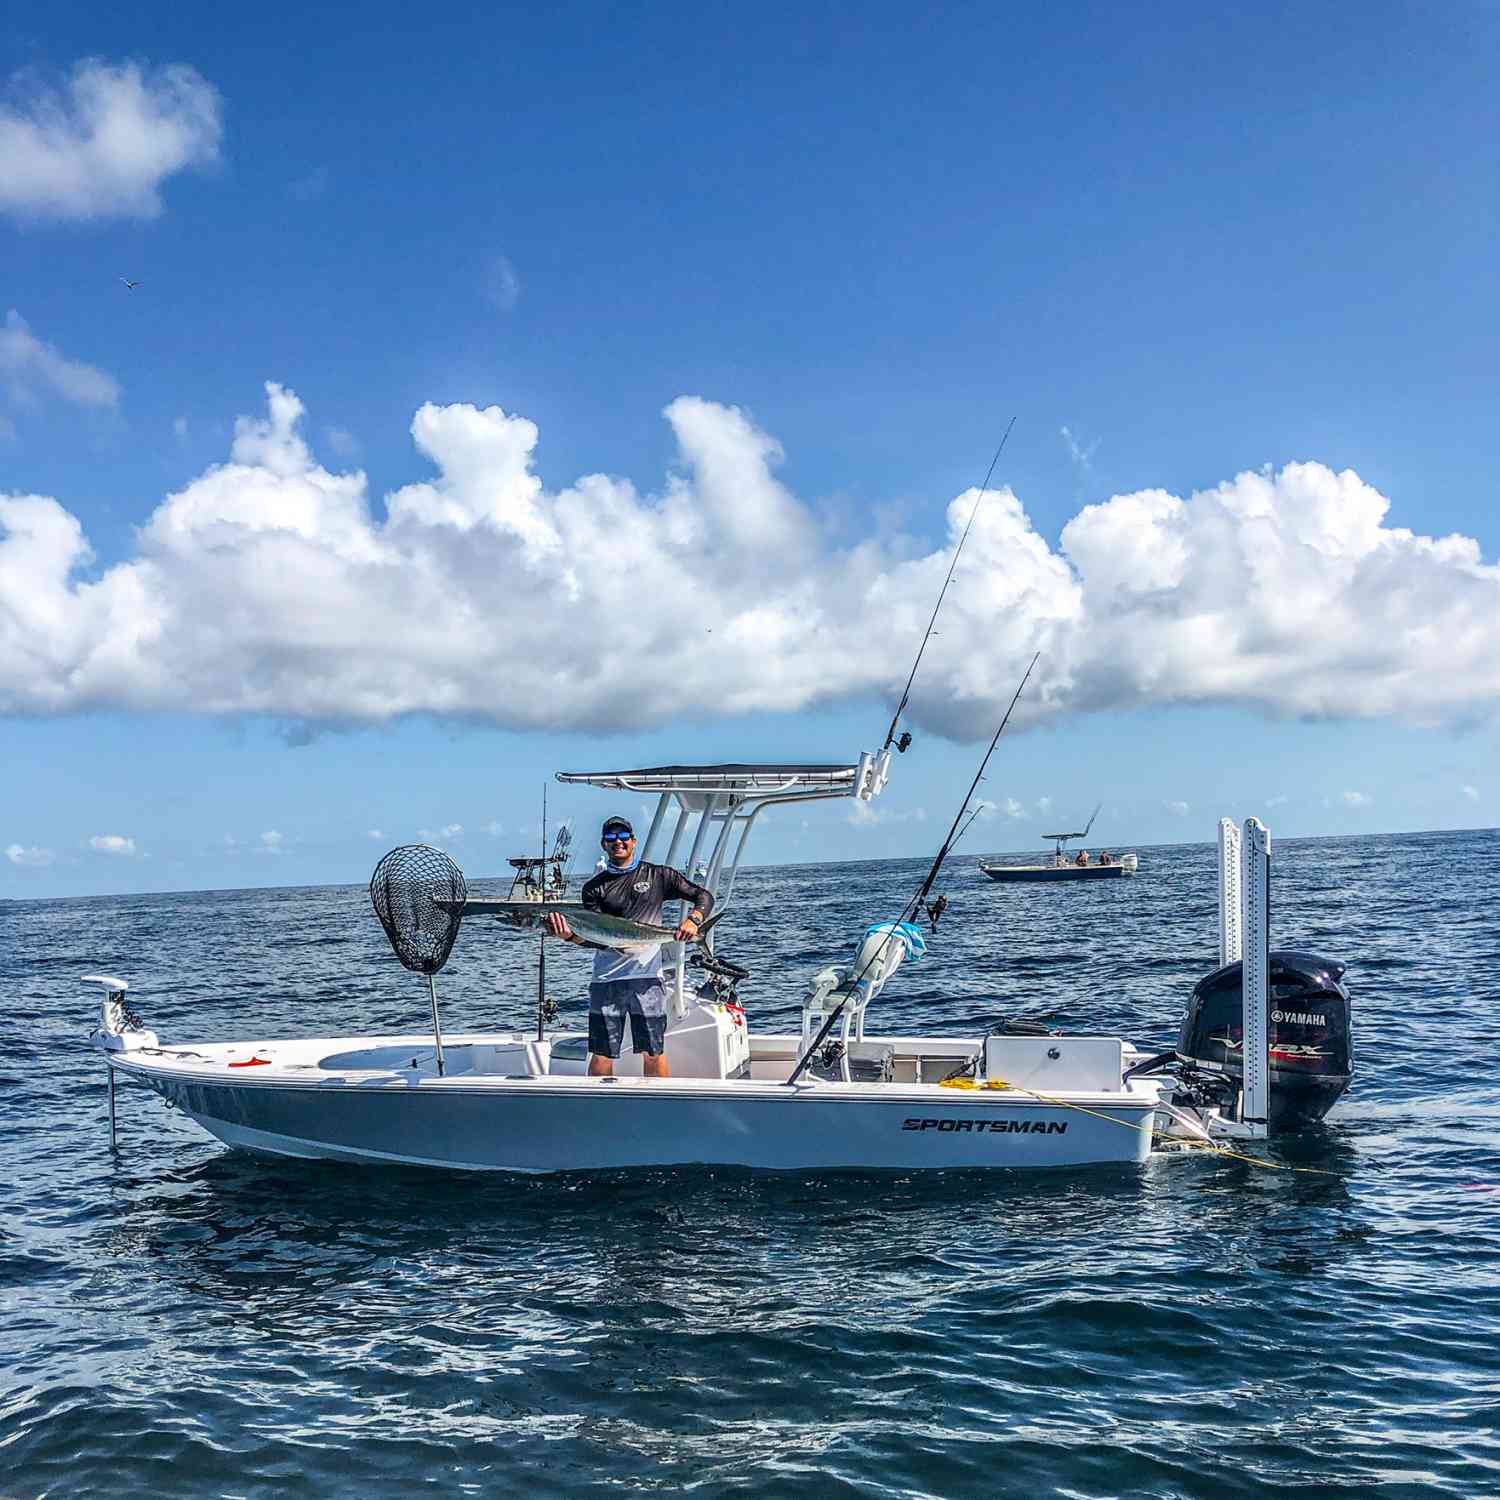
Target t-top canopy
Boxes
[556,763,861,794]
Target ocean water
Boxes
[3,829,1499,1498]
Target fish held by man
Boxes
[452,900,721,959]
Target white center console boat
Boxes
[88,759,1352,1173]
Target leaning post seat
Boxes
[545,1003,749,1079]
[799,922,927,1080]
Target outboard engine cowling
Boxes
[1178,949,1352,1133]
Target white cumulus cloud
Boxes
[0,59,222,221]
[2,384,1500,742]
[2,311,120,409]
[5,842,54,866]
[258,829,283,854]
[971,798,1024,820]
[367,828,384,839]
[1165,800,1190,816]
[1342,791,1371,808]
[88,833,136,855]
[1462,785,1479,802]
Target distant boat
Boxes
[507,825,572,901]
[979,803,1139,882]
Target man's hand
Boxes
[546,912,574,941]
[674,912,702,942]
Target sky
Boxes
[2,1,1498,897]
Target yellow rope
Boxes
[1165,1139,1335,1172]
[940,1073,1333,1175]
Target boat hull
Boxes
[114,1062,1157,1173]
[981,863,1129,882]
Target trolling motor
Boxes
[369,845,466,1076]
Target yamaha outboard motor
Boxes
[1177,949,1352,1133]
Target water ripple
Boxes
[3,829,1499,1496]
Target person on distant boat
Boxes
[1099,850,1113,866]
[1075,849,1089,866]
[546,815,714,1079]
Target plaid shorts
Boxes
[588,978,669,1058]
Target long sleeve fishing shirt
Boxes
[580,861,716,983]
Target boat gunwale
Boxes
[100,1047,1162,1110]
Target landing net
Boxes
[369,845,467,975]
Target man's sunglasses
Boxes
[601,831,635,844]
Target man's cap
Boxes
[601,814,634,836]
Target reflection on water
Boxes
[4,830,1499,1496]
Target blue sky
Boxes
[2,1,1497,896]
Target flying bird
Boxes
[118,277,140,290]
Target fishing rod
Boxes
[1082,802,1101,840]
[920,805,986,931]
[882,415,1017,754]
[954,804,985,845]
[787,651,1039,1086]
[905,651,1038,922]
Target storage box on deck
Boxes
[805,1041,895,1084]
[984,1036,1124,1093]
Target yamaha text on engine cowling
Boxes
[1175,949,1353,1133]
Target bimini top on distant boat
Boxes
[507,823,573,902]
[980,803,1139,882]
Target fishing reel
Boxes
[689,949,750,1006]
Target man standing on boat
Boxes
[545,815,714,1079]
